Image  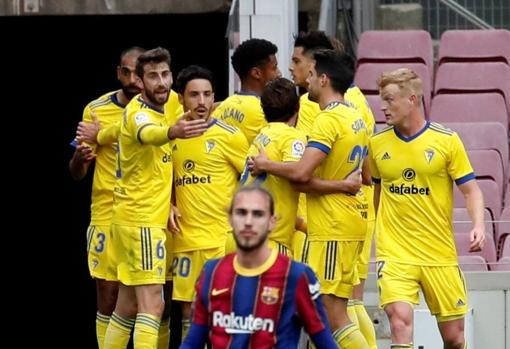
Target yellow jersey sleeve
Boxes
[448,131,476,183]
[296,93,321,135]
[212,94,267,143]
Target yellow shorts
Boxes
[302,240,363,299]
[377,260,468,320]
[86,224,116,280]
[172,247,224,302]
[165,231,174,282]
[110,224,167,286]
[292,230,307,262]
[268,239,293,258]
[357,220,375,279]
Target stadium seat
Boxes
[455,233,497,266]
[438,29,510,65]
[467,149,505,198]
[434,62,510,119]
[443,122,508,184]
[454,179,501,222]
[501,236,510,258]
[429,93,508,132]
[355,62,431,117]
[457,255,488,271]
[453,207,493,237]
[497,207,510,252]
[357,30,434,79]
[505,183,510,208]
[491,256,510,271]
[365,94,386,126]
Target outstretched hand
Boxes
[169,111,208,139]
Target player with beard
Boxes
[101,48,208,349]
[179,186,337,349]
[168,65,249,342]
[249,50,371,348]
[69,46,145,349]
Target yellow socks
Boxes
[158,319,170,349]
[333,323,370,349]
[103,312,135,349]
[347,300,360,327]
[96,312,110,349]
[181,319,191,342]
[354,301,377,349]
[134,313,160,349]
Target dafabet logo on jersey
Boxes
[389,168,430,195]
[175,159,212,187]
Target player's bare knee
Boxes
[443,335,465,349]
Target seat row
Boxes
[355,29,510,130]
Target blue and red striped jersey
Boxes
[180,250,336,348]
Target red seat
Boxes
[501,236,510,258]
[357,30,434,79]
[455,233,497,266]
[454,179,501,222]
[434,62,510,119]
[355,63,431,118]
[429,93,508,132]
[457,255,488,271]
[467,150,505,199]
[365,95,386,126]
[443,122,508,184]
[453,207,493,237]
[438,29,510,65]
[491,256,510,271]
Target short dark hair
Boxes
[261,78,299,122]
[119,46,146,63]
[174,65,215,94]
[313,49,354,94]
[231,38,278,80]
[294,30,334,55]
[135,47,171,78]
[229,185,275,216]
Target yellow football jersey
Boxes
[212,93,267,143]
[345,86,376,221]
[165,89,183,125]
[368,122,475,265]
[297,87,375,136]
[297,87,377,220]
[112,96,173,228]
[307,101,369,241]
[172,119,249,252]
[241,122,307,249]
[83,90,126,225]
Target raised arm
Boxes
[248,146,326,183]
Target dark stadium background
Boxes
[9,13,229,349]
